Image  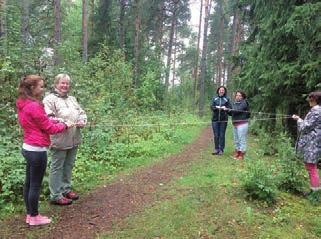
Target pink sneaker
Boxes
[29,214,51,226]
[26,214,30,224]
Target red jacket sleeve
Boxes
[28,102,67,134]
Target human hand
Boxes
[75,120,86,128]
[56,117,65,123]
[292,114,301,121]
[50,116,64,123]
[65,121,75,128]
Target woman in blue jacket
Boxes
[210,86,231,155]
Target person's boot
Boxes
[232,150,240,159]
[237,151,245,160]
[51,196,73,206]
[63,191,79,201]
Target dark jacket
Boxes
[211,96,231,122]
[229,99,250,123]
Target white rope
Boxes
[87,115,293,128]
[214,107,293,117]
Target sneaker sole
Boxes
[50,201,73,206]
[29,221,51,226]
[65,196,79,201]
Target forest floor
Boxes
[0,128,212,239]
[2,126,321,238]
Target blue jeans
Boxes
[233,123,249,152]
[212,121,227,152]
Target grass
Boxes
[101,124,321,239]
[72,120,205,193]
[0,114,206,238]
[3,120,321,238]
[0,114,204,217]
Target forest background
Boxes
[0,0,320,215]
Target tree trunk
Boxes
[227,0,240,85]
[198,0,211,116]
[90,0,94,37]
[21,0,30,45]
[0,0,6,39]
[133,0,141,87]
[171,25,177,87]
[154,0,165,84]
[165,0,178,91]
[119,0,126,50]
[215,0,224,86]
[194,0,203,105]
[82,0,88,62]
[0,0,6,55]
[154,0,164,61]
[53,0,62,65]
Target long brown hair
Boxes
[18,75,44,100]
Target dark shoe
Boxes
[64,191,79,200]
[212,150,219,155]
[302,190,313,197]
[51,197,73,205]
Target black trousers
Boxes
[22,149,47,216]
[212,121,228,152]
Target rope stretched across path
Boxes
[88,109,294,128]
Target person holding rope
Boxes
[43,74,87,205]
[292,91,321,194]
[16,75,72,226]
[227,90,250,160]
[210,86,231,155]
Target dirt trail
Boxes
[3,127,212,239]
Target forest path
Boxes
[4,127,212,239]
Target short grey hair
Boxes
[54,73,71,86]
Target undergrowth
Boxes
[240,127,308,204]
[0,113,204,217]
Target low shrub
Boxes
[240,159,279,204]
[0,134,25,213]
[241,130,308,205]
[275,133,307,194]
[251,127,278,156]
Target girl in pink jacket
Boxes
[16,75,71,226]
